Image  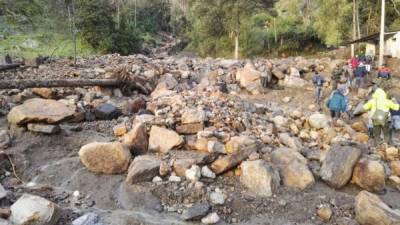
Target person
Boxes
[375,64,392,91]
[350,55,359,70]
[365,55,373,73]
[312,70,325,105]
[260,61,273,89]
[363,88,400,145]
[326,87,348,120]
[354,62,367,91]
[331,64,343,91]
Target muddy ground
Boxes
[1,56,400,225]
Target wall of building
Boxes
[385,32,400,58]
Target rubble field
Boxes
[1,54,400,225]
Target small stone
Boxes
[0,208,10,219]
[211,148,254,174]
[27,123,60,134]
[169,174,181,182]
[113,124,128,137]
[282,96,291,103]
[201,166,216,179]
[176,123,204,134]
[152,176,163,183]
[309,113,330,129]
[130,97,146,113]
[279,133,301,150]
[390,161,400,176]
[0,130,10,149]
[32,88,54,99]
[181,203,211,221]
[123,122,148,155]
[159,161,171,177]
[385,147,399,161]
[0,184,6,200]
[10,194,61,225]
[201,212,220,224]
[210,191,225,205]
[72,213,102,225]
[185,165,201,182]
[273,116,288,128]
[353,133,369,143]
[317,205,332,221]
[207,140,226,154]
[181,109,207,124]
[248,152,260,161]
[225,136,256,154]
[351,121,368,133]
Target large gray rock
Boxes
[79,142,131,174]
[149,126,183,153]
[126,155,161,184]
[10,194,61,225]
[271,148,315,190]
[240,160,280,197]
[320,145,361,189]
[72,213,103,225]
[355,191,400,225]
[7,98,76,125]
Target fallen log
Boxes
[0,78,151,95]
[0,63,22,72]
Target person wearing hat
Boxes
[326,86,348,121]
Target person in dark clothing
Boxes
[354,62,367,91]
[312,71,325,105]
[260,61,273,89]
[331,64,343,91]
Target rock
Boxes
[282,96,291,103]
[0,184,6,200]
[390,161,400,176]
[201,212,220,224]
[21,39,39,49]
[32,88,54,99]
[176,123,204,134]
[27,123,60,134]
[181,203,211,221]
[72,213,103,225]
[126,155,161,184]
[236,63,262,94]
[195,138,209,152]
[240,160,280,197]
[129,97,146,113]
[0,208,10,219]
[283,76,306,88]
[123,122,148,155]
[207,141,226,154]
[271,148,314,190]
[185,165,201,181]
[169,174,181,182]
[225,136,256,154]
[149,126,183,153]
[352,121,368,133]
[8,98,75,125]
[173,159,198,177]
[317,205,333,221]
[113,124,128,137]
[352,159,385,192]
[181,109,207,124]
[248,152,260,160]
[151,82,175,98]
[10,194,61,225]
[79,142,131,174]
[320,145,361,189]
[355,191,400,225]
[353,133,369,143]
[94,103,120,120]
[152,176,163,183]
[211,148,254,174]
[0,218,11,225]
[159,161,171,177]
[309,113,330,129]
[201,166,216,179]
[272,68,285,80]
[273,116,288,128]
[384,147,399,161]
[0,130,11,149]
[209,192,225,205]
[278,133,301,150]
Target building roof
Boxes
[345,30,400,45]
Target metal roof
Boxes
[345,31,400,45]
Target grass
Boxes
[0,31,97,60]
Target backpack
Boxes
[372,99,389,126]
[315,76,323,86]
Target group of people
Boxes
[311,54,398,146]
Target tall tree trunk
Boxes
[67,1,77,66]
[234,34,239,59]
[351,0,356,57]
[356,0,361,39]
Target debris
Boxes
[126,155,161,184]
[149,126,183,153]
[181,203,211,221]
[27,123,61,134]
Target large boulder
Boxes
[126,155,161,184]
[352,159,385,192]
[123,122,148,155]
[79,142,131,174]
[308,113,330,129]
[355,191,400,225]
[240,160,280,197]
[7,98,75,125]
[10,194,61,225]
[148,126,183,153]
[283,76,306,88]
[236,63,262,94]
[320,145,361,189]
[271,148,315,190]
